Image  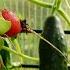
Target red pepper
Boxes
[2,9,22,37]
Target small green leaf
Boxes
[0,38,4,46]
[0,17,11,35]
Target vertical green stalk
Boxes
[11,38,23,63]
[52,0,62,14]
[52,0,58,14]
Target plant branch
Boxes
[0,46,39,62]
[52,0,58,14]
[28,0,70,25]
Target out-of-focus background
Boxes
[0,0,70,70]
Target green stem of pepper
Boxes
[28,0,70,25]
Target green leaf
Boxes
[0,17,11,35]
[0,38,4,47]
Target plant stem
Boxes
[0,46,39,62]
[56,0,62,9]
[29,0,53,8]
[52,0,62,14]
[52,0,58,14]
[58,9,70,25]
[28,0,70,25]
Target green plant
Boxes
[0,0,70,70]
[28,0,70,25]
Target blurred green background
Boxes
[0,0,70,70]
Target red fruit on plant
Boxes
[2,9,14,21]
[2,9,22,37]
[5,19,21,37]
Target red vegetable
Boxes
[2,9,22,37]
[2,9,14,21]
[5,18,21,37]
